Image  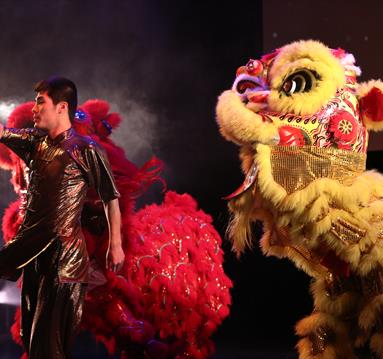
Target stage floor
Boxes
[0,333,377,359]
[0,302,376,359]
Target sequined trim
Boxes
[269,146,366,194]
[309,325,334,356]
[324,272,360,298]
[330,217,367,245]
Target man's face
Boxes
[31,92,62,131]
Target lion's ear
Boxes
[358,80,383,131]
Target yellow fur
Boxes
[259,223,326,277]
[310,277,361,317]
[268,40,345,115]
[239,145,256,173]
[227,188,258,255]
[216,90,279,145]
[358,294,383,330]
[296,338,339,359]
[370,332,383,358]
[295,313,357,359]
[358,246,383,275]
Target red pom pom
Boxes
[360,87,383,123]
[0,143,13,170]
[7,102,34,128]
[11,307,23,346]
[80,99,121,138]
[2,200,22,243]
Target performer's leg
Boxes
[57,282,87,356]
[20,261,39,355]
[28,275,86,359]
[296,274,360,359]
[26,241,86,359]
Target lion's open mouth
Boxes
[236,79,260,95]
[232,74,269,105]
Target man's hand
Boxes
[107,242,125,273]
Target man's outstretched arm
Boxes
[0,123,39,164]
[104,198,125,272]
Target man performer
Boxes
[0,77,125,358]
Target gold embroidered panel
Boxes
[269,145,366,194]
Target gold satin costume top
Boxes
[0,127,120,282]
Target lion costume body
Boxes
[216,40,383,358]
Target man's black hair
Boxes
[34,76,77,121]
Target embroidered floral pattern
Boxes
[329,110,358,143]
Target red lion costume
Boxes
[0,99,232,359]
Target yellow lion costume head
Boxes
[217,40,383,278]
[216,40,383,358]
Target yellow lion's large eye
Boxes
[281,70,318,96]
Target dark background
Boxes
[0,1,382,358]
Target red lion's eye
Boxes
[246,59,263,75]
